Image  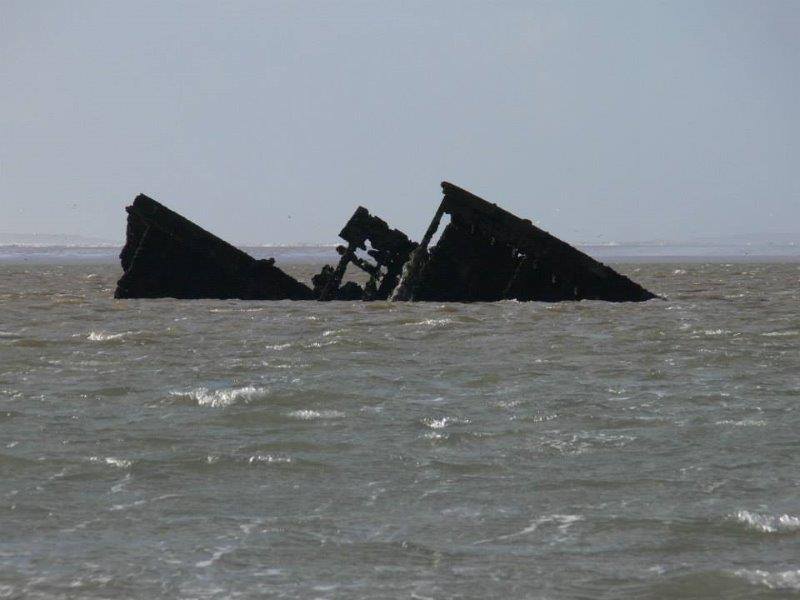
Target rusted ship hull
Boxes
[114,195,314,300]
[114,184,656,303]
[392,183,656,302]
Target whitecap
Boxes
[734,568,800,590]
[421,416,469,429]
[306,340,337,348]
[87,331,128,342]
[265,343,292,351]
[287,409,345,420]
[715,419,766,427]
[171,385,268,408]
[733,510,800,533]
[248,454,293,465]
[90,456,132,469]
[496,399,521,409]
[412,318,453,327]
[762,330,799,337]
[529,413,558,423]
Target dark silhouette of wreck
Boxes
[115,194,314,300]
[114,183,656,303]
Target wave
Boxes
[247,454,293,465]
[87,331,130,342]
[170,385,269,408]
[195,545,235,568]
[406,318,453,327]
[693,329,734,336]
[762,330,799,337]
[733,510,800,533]
[733,568,800,591]
[89,456,132,469]
[287,409,345,420]
[421,416,470,430]
[715,419,766,427]
[265,343,292,351]
[477,514,583,544]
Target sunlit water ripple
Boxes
[1,261,799,599]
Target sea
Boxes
[1,243,799,599]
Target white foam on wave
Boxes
[421,416,470,429]
[306,340,338,348]
[287,409,345,420]
[733,510,800,533]
[536,431,635,456]
[110,493,179,512]
[762,330,799,337]
[412,318,453,327]
[172,386,268,407]
[734,568,800,590]
[265,343,292,351]
[87,331,129,342]
[715,419,766,427]
[89,456,132,468]
[248,454,293,465]
[208,307,266,313]
[479,514,584,543]
[528,413,558,423]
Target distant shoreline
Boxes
[1,244,799,265]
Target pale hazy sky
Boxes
[2,1,798,244]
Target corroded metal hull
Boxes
[115,184,655,303]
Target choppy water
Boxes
[1,256,799,599]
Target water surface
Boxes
[1,258,798,598]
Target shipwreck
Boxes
[115,183,656,303]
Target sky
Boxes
[2,0,798,245]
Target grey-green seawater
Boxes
[1,261,799,599]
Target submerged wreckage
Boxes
[115,183,656,303]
